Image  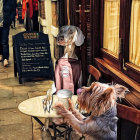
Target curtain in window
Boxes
[103,0,120,58]
[129,0,140,67]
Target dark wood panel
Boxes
[95,58,140,92]
[118,118,139,140]
[100,0,104,49]
[125,62,140,83]
[117,104,140,124]
[101,48,120,69]
[91,0,100,63]
[123,0,132,64]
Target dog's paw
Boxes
[68,99,74,111]
[54,103,68,116]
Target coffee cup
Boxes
[57,89,73,109]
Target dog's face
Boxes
[57,25,85,47]
[57,25,76,46]
[77,82,129,116]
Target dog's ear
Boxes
[113,84,129,98]
[75,27,85,46]
[90,87,114,116]
[100,88,114,102]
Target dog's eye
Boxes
[68,29,73,34]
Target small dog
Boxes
[57,25,85,59]
[54,82,129,140]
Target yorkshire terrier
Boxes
[54,82,129,140]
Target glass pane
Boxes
[103,0,120,58]
[129,0,140,67]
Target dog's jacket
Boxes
[55,57,82,94]
[82,107,117,140]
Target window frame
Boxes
[100,0,125,70]
[99,0,140,83]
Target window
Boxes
[125,0,140,83]
[99,0,140,83]
[103,0,120,58]
[129,0,140,67]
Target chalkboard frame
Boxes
[13,31,54,84]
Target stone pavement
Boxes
[0,24,53,140]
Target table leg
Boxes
[64,125,72,140]
[52,122,57,139]
[45,118,55,140]
[33,117,53,140]
[33,117,76,140]
[33,116,44,127]
[67,126,72,140]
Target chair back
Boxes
[88,65,101,81]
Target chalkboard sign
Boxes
[13,31,54,84]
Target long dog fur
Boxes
[54,82,129,140]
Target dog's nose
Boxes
[58,36,64,41]
[77,88,82,95]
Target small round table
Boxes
[18,95,78,140]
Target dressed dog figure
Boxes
[54,82,129,140]
[57,25,85,59]
[55,25,85,93]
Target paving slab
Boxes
[0,108,31,126]
[0,62,13,72]
[0,72,7,79]
[28,91,46,98]
[0,96,28,110]
[0,123,32,140]
[14,86,50,98]
[33,128,42,140]
[29,85,52,93]
[41,130,52,140]
[0,87,13,98]
[30,85,47,92]
[6,65,14,72]
[0,78,19,87]
[24,80,53,86]
[7,72,15,78]
[0,67,8,73]
[13,85,31,96]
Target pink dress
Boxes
[55,58,82,94]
